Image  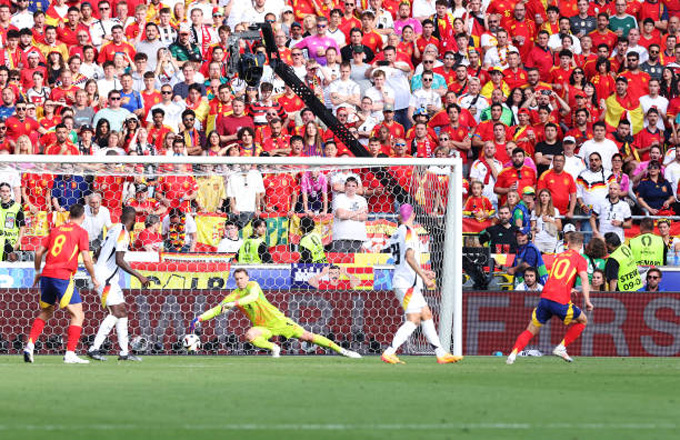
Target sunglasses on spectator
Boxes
[647,275,660,280]
[162,90,172,94]
[99,6,109,10]
[0,126,6,130]
[395,143,406,147]
[110,96,121,100]
[16,106,26,111]
[423,78,433,82]
[423,60,434,64]
[317,24,327,28]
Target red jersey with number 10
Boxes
[541,249,587,305]
[41,223,90,280]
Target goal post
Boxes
[0,154,463,356]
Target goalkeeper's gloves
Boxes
[189,317,200,333]
[221,302,236,313]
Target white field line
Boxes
[0,423,675,431]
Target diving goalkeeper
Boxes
[189,268,361,359]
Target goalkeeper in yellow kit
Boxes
[189,268,361,358]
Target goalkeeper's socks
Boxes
[251,335,275,351]
[385,321,418,356]
[28,318,46,346]
[312,334,342,353]
[562,323,586,347]
[116,317,129,357]
[511,330,534,354]
[66,325,82,352]
[91,314,118,351]
[421,319,447,358]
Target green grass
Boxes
[1,355,678,440]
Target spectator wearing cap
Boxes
[481,67,510,99]
[93,90,132,132]
[76,124,100,155]
[508,226,548,288]
[636,160,675,215]
[538,151,577,217]
[494,147,537,206]
[512,186,535,230]
[170,23,202,62]
[373,102,406,141]
[287,21,304,48]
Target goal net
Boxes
[0,155,462,357]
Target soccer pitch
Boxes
[1,356,677,440]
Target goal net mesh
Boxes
[0,156,458,356]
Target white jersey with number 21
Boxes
[389,224,423,290]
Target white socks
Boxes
[384,321,418,356]
[421,319,447,357]
[116,317,129,357]
[91,314,118,352]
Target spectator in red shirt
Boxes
[494,147,538,206]
[217,98,254,146]
[133,214,163,252]
[525,31,554,81]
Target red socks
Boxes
[67,325,82,352]
[563,323,586,347]
[511,330,534,354]
[28,318,46,344]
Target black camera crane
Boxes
[256,23,448,273]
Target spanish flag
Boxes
[604,94,644,135]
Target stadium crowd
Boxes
[0,0,678,292]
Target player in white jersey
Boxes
[87,207,150,361]
[381,204,463,365]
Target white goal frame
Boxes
[0,154,463,356]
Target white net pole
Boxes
[438,157,463,356]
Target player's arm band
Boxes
[198,305,223,322]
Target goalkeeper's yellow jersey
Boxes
[222,281,288,327]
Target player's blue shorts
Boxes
[531,298,581,327]
[40,276,81,309]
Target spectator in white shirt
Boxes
[578,122,620,171]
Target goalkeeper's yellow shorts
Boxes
[256,318,306,340]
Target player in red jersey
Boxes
[23,204,100,364]
[507,232,593,364]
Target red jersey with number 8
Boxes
[41,223,90,280]
[541,249,587,305]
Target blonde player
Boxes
[87,207,150,361]
[381,204,463,364]
[189,269,361,359]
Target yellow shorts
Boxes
[256,318,305,340]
